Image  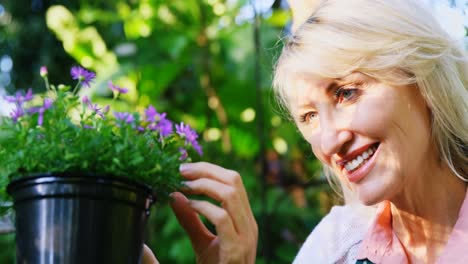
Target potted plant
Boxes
[0,66,202,263]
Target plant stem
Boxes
[72,81,82,96]
[44,77,50,91]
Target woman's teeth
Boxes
[344,146,377,172]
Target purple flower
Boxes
[27,107,40,114]
[146,112,173,138]
[82,96,90,104]
[143,106,174,137]
[70,66,96,88]
[4,88,34,105]
[102,105,110,114]
[89,103,105,118]
[9,107,25,122]
[40,66,48,77]
[83,124,94,129]
[175,122,202,155]
[37,98,54,126]
[191,141,203,155]
[108,81,128,94]
[43,98,53,109]
[158,119,173,137]
[114,111,135,125]
[179,148,188,160]
[176,122,198,144]
[145,105,158,122]
[82,96,107,118]
[147,123,158,131]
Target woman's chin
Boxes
[354,183,388,206]
[358,196,382,206]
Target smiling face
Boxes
[287,72,435,205]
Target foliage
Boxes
[0,66,202,205]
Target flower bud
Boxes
[58,84,69,91]
[82,96,90,104]
[40,66,48,77]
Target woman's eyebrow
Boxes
[314,78,339,93]
[337,72,367,84]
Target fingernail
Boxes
[179,163,190,173]
[169,193,176,203]
[180,181,191,189]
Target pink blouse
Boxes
[357,192,468,263]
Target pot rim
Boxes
[6,172,153,197]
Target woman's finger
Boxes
[170,192,216,251]
[180,162,251,209]
[183,178,250,234]
[180,162,234,184]
[142,244,159,264]
[188,199,238,243]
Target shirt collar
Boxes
[356,200,408,263]
[357,189,468,264]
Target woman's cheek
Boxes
[351,94,397,137]
[306,128,330,165]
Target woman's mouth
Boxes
[344,145,378,172]
[336,143,380,183]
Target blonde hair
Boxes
[274,0,468,186]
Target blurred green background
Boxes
[5,0,465,263]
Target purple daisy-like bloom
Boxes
[27,106,40,114]
[146,112,173,138]
[179,148,188,161]
[114,111,135,125]
[88,103,99,112]
[147,123,158,131]
[70,66,96,88]
[191,140,203,155]
[145,105,158,122]
[176,122,198,143]
[108,81,128,94]
[4,95,16,103]
[175,122,202,155]
[24,88,34,102]
[5,88,34,105]
[82,96,107,118]
[89,103,105,118]
[37,98,54,126]
[157,115,173,138]
[9,107,25,122]
[43,98,53,109]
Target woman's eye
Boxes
[335,88,358,103]
[299,111,318,124]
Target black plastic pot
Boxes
[7,173,154,264]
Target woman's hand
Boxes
[171,162,258,264]
[142,244,159,264]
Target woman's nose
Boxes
[319,113,353,156]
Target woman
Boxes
[145,0,468,263]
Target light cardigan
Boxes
[293,204,376,264]
[295,189,468,264]
[357,189,468,263]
